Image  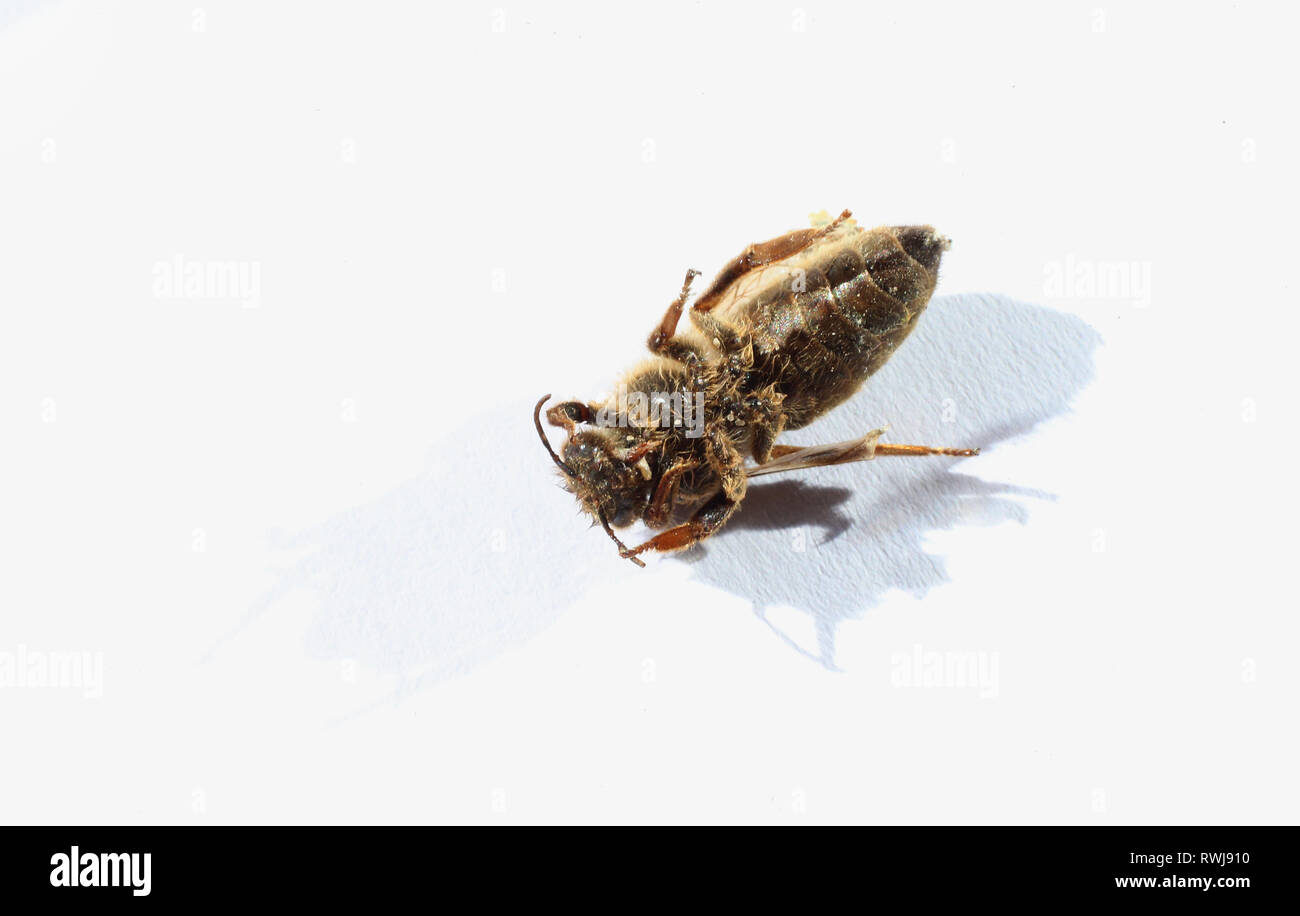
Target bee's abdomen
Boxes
[744,224,948,429]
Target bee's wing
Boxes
[693,214,859,316]
[744,428,886,478]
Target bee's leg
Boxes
[748,414,787,465]
[642,460,692,528]
[875,442,981,458]
[647,269,707,363]
[619,491,740,560]
[705,428,748,502]
[619,433,745,560]
[693,209,854,313]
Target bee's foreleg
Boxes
[643,460,692,529]
[618,491,739,561]
[620,432,746,562]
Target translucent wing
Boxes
[744,428,886,478]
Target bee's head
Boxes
[534,396,656,562]
[558,428,654,528]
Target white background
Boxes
[2,1,1296,825]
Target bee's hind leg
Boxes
[875,442,981,458]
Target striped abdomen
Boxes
[711,222,949,429]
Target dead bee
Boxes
[534,209,979,567]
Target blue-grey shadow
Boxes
[677,292,1099,667]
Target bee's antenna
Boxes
[597,509,646,568]
[534,393,576,476]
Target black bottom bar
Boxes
[1,826,1287,902]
